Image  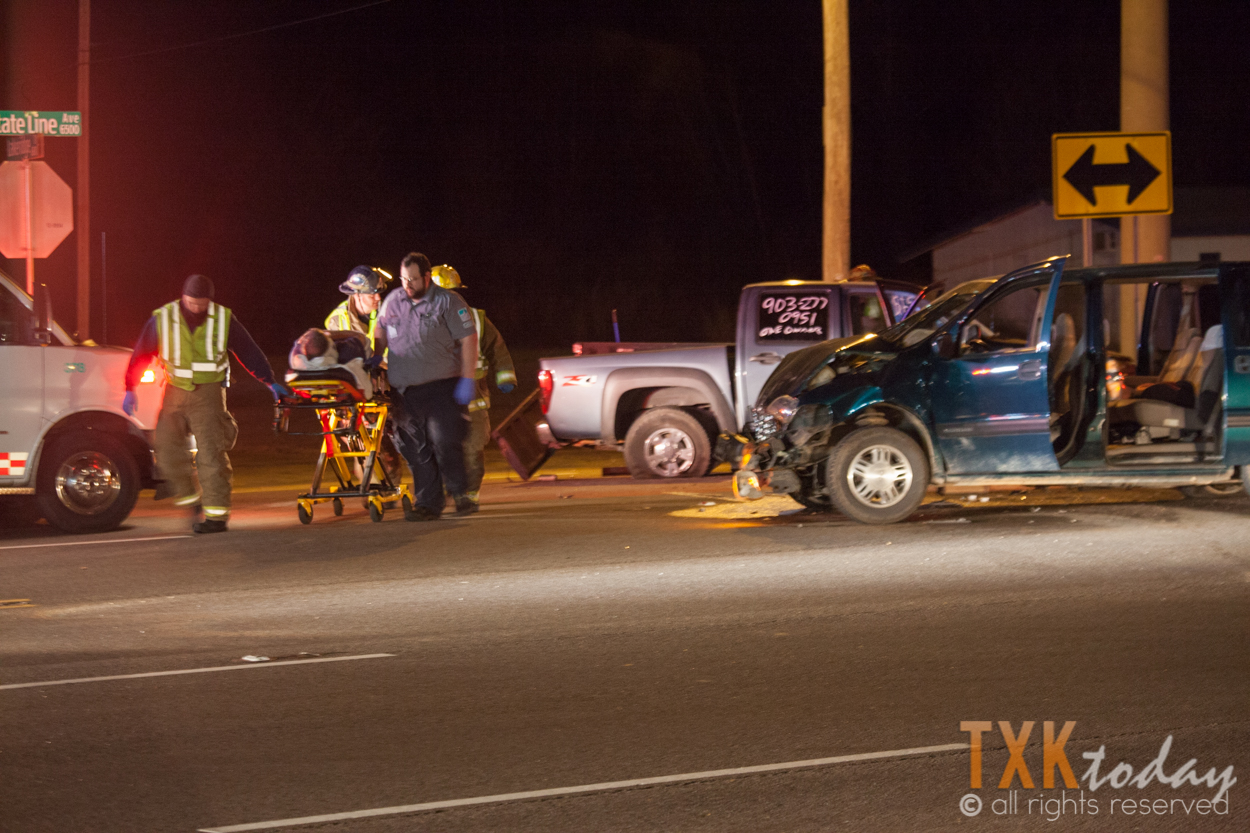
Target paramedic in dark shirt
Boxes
[372,252,479,520]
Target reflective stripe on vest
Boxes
[154,301,231,389]
[473,308,488,379]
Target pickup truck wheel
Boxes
[623,408,712,479]
[35,433,140,534]
[826,427,928,524]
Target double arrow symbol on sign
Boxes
[1062,143,1161,206]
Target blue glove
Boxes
[122,391,138,416]
[453,377,476,406]
[363,354,384,372]
[498,382,515,394]
[269,382,292,401]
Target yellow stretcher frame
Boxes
[274,375,410,524]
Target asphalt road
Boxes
[1,468,1247,832]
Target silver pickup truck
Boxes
[534,277,921,478]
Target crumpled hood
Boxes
[755,333,890,405]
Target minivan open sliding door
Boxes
[1219,262,1250,465]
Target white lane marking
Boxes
[0,653,394,691]
[198,742,968,832]
[0,534,191,552]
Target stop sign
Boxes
[0,160,74,258]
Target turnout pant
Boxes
[153,382,239,520]
[392,377,468,513]
[463,408,491,501]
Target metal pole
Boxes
[23,159,34,296]
[77,0,91,339]
[100,231,107,344]
[821,0,850,282]
[1082,218,1093,267]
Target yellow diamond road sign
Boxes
[1052,131,1171,219]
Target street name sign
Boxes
[1052,131,1171,219]
[0,111,83,137]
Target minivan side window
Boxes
[959,281,1048,354]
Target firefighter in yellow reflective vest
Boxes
[430,264,516,505]
[123,274,287,533]
[325,265,392,338]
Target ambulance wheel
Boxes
[622,408,713,479]
[36,433,140,534]
[826,427,928,525]
[369,501,383,523]
[298,504,312,525]
[332,497,344,516]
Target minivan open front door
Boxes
[1219,263,1250,465]
[929,257,1067,474]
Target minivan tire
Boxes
[623,407,713,479]
[826,426,928,524]
[36,432,140,534]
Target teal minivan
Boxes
[734,256,1250,523]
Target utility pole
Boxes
[77,0,91,340]
[1119,0,1169,350]
[1120,0,1169,266]
[822,0,850,282]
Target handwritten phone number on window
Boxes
[760,294,828,327]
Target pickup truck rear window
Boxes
[757,292,830,341]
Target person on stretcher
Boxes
[287,328,374,399]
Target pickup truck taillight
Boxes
[537,369,553,414]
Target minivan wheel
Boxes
[35,433,140,534]
[1181,481,1245,499]
[826,426,928,524]
[623,407,713,479]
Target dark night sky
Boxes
[3,0,1249,352]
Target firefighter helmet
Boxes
[339,265,392,295]
[431,264,464,290]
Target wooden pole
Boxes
[77,0,90,340]
[1119,0,1169,355]
[822,0,850,282]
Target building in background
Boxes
[914,187,1250,291]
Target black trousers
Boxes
[392,377,469,512]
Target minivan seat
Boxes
[1110,325,1224,439]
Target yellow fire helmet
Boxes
[431,264,464,289]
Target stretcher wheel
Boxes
[332,497,344,516]
[402,494,412,514]
[368,501,383,523]
[298,503,313,525]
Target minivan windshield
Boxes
[878,279,995,348]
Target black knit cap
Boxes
[182,274,214,300]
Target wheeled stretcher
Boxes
[274,366,410,523]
